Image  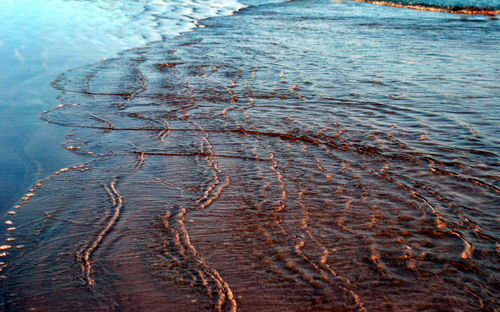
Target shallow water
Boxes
[0,0,242,210]
[1,0,499,311]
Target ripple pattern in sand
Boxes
[1,1,499,311]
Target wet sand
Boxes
[0,0,242,212]
[353,0,500,16]
[1,0,499,311]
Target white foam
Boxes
[0,0,247,215]
[69,0,247,41]
[0,0,246,79]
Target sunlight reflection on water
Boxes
[1,0,498,311]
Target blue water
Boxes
[0,0,243,211]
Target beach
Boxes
[1,0,499,311]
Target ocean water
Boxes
[1,0,499,311]
[0,0,243,211]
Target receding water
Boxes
[0,0,242,211]
[0,0,499,311]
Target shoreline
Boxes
[352,0,500,16]
[1,0,498,310]
[0,0,247,212]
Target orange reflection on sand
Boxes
[352,0,499,16]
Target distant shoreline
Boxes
[352,0,500,16]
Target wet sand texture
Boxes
[1,1,499,311]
